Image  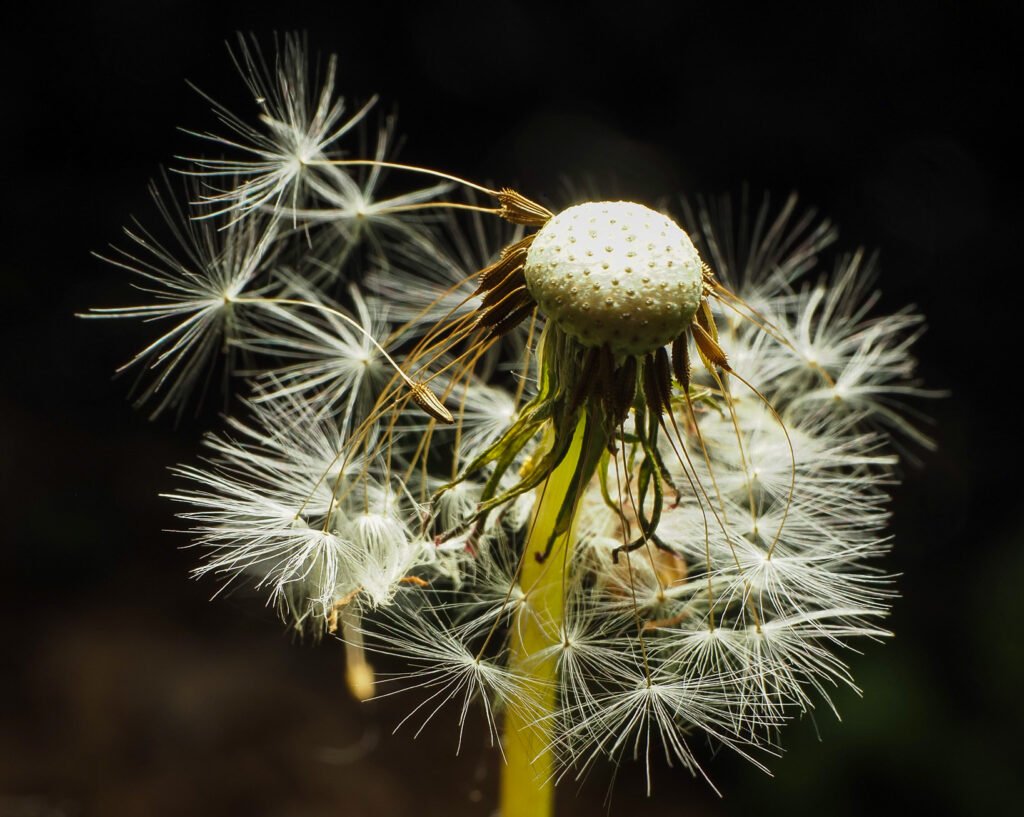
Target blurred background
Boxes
[1,2,1020,815]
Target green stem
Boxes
[500,415,595,817]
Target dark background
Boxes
[2,2,1020,815]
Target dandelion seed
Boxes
[181,32,380,224]
[164,391,429,627]
[85,174,278,418]
[239,275,394,431]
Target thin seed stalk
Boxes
[500,415,593,817]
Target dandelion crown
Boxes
[88,33,930,816]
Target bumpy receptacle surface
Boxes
[524,201,703,356]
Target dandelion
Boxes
[90,34,931,817]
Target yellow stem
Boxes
[500,417,589,817]
[341,610,376,701]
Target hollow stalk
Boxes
[500,415,595,817]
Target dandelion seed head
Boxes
[90,34,935,802]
